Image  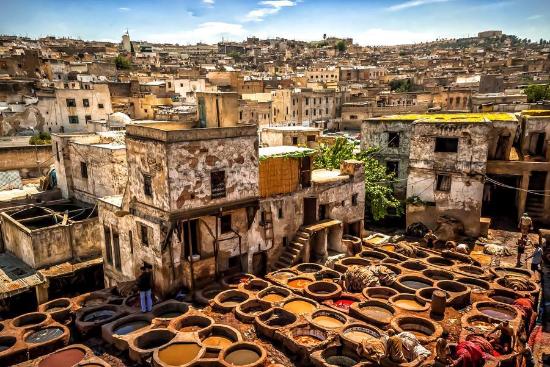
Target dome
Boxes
[108,112,131,126]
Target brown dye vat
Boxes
[0,336,16,352]
[491,295,515,304]
[478,307,516,321]
[12,312,48,328]
[287,278,312,289]
[224,349,261,365]
[270,270,297,281]
[295,263,323,273]
[25,327,64,343]
[158,343,201,365]
[38,348,85,367]
[261,293,285,303]
[221,296,247,307]
[294,335,321,344]
[157,311,183,318]
[394,299,425,311]
[82,296,107,307]
[399,323,434,338]
[360,305,393,324]
[114,320,149,335]
[312,315,344,329]
[202,336,233,349]
[283,300,316,315]
[401,279,431,290]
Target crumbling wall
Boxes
[1,214,36,267]
[70,218,101,260]
[0,144,51,178]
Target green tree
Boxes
[115,55,131,70]
[389,79,413,92]
[524,84,550,102]
[228,51,242,61]
[335,40,347,53]
[314,138,402,221]
[29,131,51,145]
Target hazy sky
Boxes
[1,0,549,45]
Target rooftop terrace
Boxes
[369,112,518,123]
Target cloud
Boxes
[527,14,543,20]
[355,28,438,46]
[118,7,131,11]
[202,0,214,4]
[148,22,246,44]
[387,0,450,11]
[244,0,296,22]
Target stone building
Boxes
[261,126,322,148]
[98,122,259,297]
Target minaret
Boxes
[122,29,131,52]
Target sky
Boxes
[1,0,549,46]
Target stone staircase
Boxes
[272,229,310,270]
[525,195,545,222]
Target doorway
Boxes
[303,197,317,226]
[482,175,519,229]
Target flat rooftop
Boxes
[259,146,314,159]
[126,123,258,143]
[521,110,550,117]
[368,112,517,123]
[262,126,322,132]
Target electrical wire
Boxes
[484,175,550,197]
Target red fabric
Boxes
[467,335,499,357]
[513,298,535,332]
[456,341,486,367]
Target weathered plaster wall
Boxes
[0,145,51,178]
[167,136,259,212]
[1,214,36,267]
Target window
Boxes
[83,98,90,107]
[211,171,226,199]
[436,174,452,192]
[386,161,399,176]
[98,103,104,109]
[80,162,88,178]
[292,137,298,145]
[64,83,69,89]
[435,137,459,153]
[140,223,149,246]
[66,98,76,107]
[113,231,121,270]
[69,115,79,124]
[319,204,328,220]
[325,108,329,114]
[352,193,358,206]
[307,135,316,142]
[85,115,91,123]
[143,174,152,197]
[104,226,112,264]
[220,214,232,233]
[350,115,358,120]
[305,98,309,106]
[278,207,283,219]
[129,230,133,254]
[388,132,400,148]
[228,255,241,269]
[239,111,243,120]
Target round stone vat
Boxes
[474,301,519,321]
[294,263,324,274]
[314,269,342,282]
[457,265,486,278]
[329,295,361,313]
[315,346,362,367]
[282,297,318,316]
[358,250,388,262]
[488,289,518,305]
[426,256,455,267]
[213,290,250,312]
[422,269,454,281]
[255,307,297,340]
[195,284,224,306]
[340,323,382,350]
[269,269,298,283]
[435,280,471,308]
[199,324,241,350]
[153,341,204,367]
[463,314,499,333]
[400,260,427,272]
[242,279,269,293]
[112,315,151,336]
[235,299,272,324]
[39,298,72,323]
[257,286,291,304]
[172,314,214,333]
[286,276,314,290]
[379,243,397,252]
[221,342,267,367]
[455,277,491,292]
[24,325,69,358]
[304,281,342,301]
[415,287,450,305]
[491,267,532,279]
[286,324,330,355]
[25,327,65,343]
[395,275,434,294]
[152,301,189,320]
[495,277,538,294]
[389,294,429,312]
[362,286,398,301]
[78,293,109,308]
[381,258,401,265]
[128,328,176,363]
[334,257,371,273]
[349,300,394,327]
[76,305,121,335]
[37,346,86,367]
[391,315,442,344]
[11,312,48,329]
[0,336,16,353]
[221,273,255,289]
[310,309,348,330]
[414,250,430,259]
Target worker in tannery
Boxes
[518,212,533,236]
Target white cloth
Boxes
[399,332,431,361]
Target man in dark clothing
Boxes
[137,265,153,312]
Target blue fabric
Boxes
[140,289,152,312]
